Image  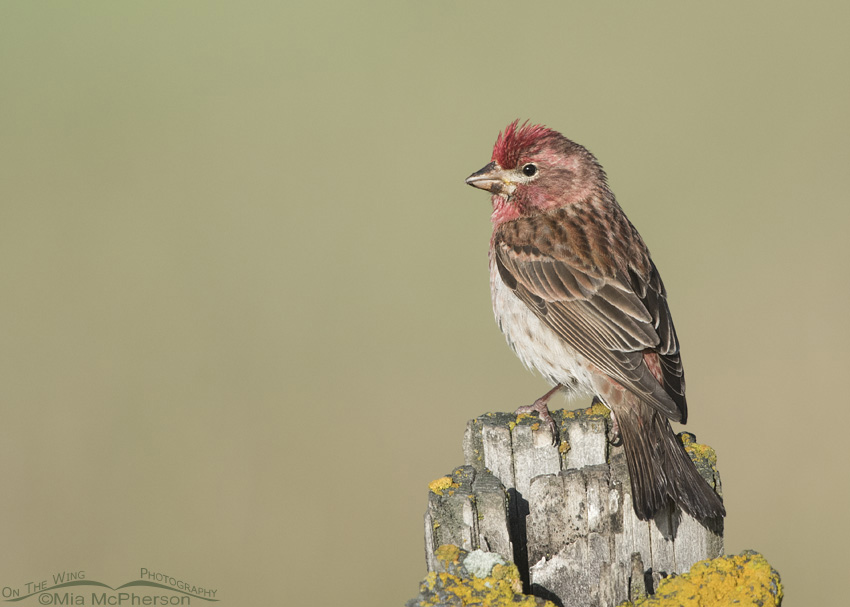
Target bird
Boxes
[465,120,725,521]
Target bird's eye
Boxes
[522,163,538,177]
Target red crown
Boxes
[492,120,554,168]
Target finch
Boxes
[465,121,725,521]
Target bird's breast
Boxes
[489,253,596,395]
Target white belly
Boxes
[490,258,597,396]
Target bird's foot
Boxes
[591,395,622,446]
[515,384,561,445]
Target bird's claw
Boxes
[591,395,622,446]
[608,408,623,446]
[515,386,561,446]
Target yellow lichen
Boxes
[558,441,571,454]
[683,438,718,468]
[587,401,611,417]
[435,544,462,564]
[490,563,524,594]
[620,552,782,607]
[417,547,556,607]
[429,476,458,496]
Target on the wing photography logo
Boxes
[2,568,218,605]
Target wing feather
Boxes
[495,215,687,422]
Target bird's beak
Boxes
[465,162,510,195]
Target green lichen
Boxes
[619,551,782,607]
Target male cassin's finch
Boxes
[465,121,725,521]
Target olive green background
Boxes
[1,2,847,605]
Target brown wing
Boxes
[494,212,687,422]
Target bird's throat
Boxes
[490,195,523,226]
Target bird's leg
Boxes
[515,384,562,444]
[592,395,623,446]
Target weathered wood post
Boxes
[420,405,724,607]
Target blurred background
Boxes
[1,2,847,604]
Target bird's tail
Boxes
[613,395,726,521]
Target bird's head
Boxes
[466,120,606,224]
